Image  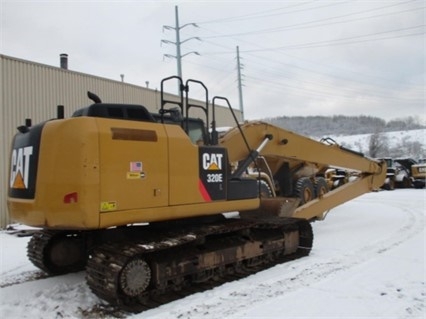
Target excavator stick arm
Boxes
[220,121,387,220]
[291,171,385,220]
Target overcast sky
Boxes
[1,0,425,123]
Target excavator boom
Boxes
[220,121,387,220]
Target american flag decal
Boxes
[130,161,142,172]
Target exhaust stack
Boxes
[60,53,68,70]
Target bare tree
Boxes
[368,131,389,158]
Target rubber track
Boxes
[86,218,313,312]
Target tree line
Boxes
[264,115,425,159]
[265,115,425,137]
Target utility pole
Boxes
[162,5,201,93]
[175,6,182,80]
[236,46,245,121]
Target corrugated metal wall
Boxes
[0,54,242,228]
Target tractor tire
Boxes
[314,177,329,198]
[294,177,315,205]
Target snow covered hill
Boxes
[1,190,425,319]
[321,129,425,159]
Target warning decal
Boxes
[127,172,146,179]
[100,201,117,212]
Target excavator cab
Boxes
[157,76,259,201]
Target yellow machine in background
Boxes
[7,76,386,311]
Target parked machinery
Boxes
[394,158,426,189]
[378,158,425,190]
[378,158,397,190]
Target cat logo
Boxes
[10,146,33,189]
[202,153,223,170]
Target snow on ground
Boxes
[0,189,425,319]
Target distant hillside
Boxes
[264,115,425,138]
[328,129,425,159]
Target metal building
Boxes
[0,54,242,228]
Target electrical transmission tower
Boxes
[162,5,201,93]
[236,46,245,121]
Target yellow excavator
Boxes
[7,76,386,311]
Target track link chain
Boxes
[27,230,62,273]
[86,217,312,312]
[27,229,87,275]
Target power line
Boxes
[243,73,423,103]
[171,3,423,116]
[201,5,424,39]
[283,31,424,50]
[201,25,424,54]
[194,1,349,24]
[198,35,423,98]
[189,32,423,104]
[192,3,423,87]
[188,15,423,93]
[245,26,424,52]
[243,49,424,91]
[183,27,421,96]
